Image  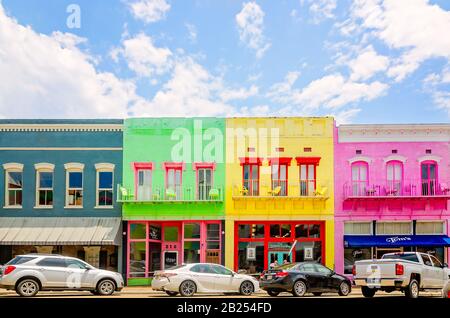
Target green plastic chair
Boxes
[209,188,220,200]
[120,187,134,201]
[166,188,177,200]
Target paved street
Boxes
[0,286,445,298]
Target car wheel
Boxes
[405,279,419,299]
[338,281,351,296]
[292,280,307,297]
[165,291,178,296]
[179,280,197,297]
[240,281,255,296]
[267,290,280,297]
[312,292,322,296]
[16,278,40,297]
[97,279,116,296]
[361,286,376,298]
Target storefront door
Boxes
[162,223,181,269]
[375,247,403,259]
[268,252,291,267]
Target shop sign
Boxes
[247,247,256,261]
[385,236,412,244]
[352,249,363,258]
[304,247,313,260]
[164,252,178,269]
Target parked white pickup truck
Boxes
[353,252,450,298]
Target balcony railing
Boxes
[343,179,450,199]
[233,179,329,199]
[117,184,223,202]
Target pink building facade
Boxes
[334,124,450,275]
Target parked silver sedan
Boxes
[0,254,124,297]
[152,263,259,297]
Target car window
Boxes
[314,264,332,275]
[382,253,420,263]
[421,254,433,266]
[298,263,316,273]
[211,265,233,276]
[430,255,442,268]
[6,256,36,265]
[36,257,66,267]
[65,259,88,269]
[190,264,215,274]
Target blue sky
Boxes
[1,0,450,124]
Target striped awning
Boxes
[0,217,121,245]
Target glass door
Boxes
[387,161,402,195]
[268,252,291,268]
[421,162,437,195]
[162,223,181,269]
[300,164,315,196]
[352,162,368,196]
[167,168,182,199]
[137,169,151,200]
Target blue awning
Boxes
[344,235,450,248]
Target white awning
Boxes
[0,217,121,245]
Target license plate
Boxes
[367,278,380,284]
[266,275,273,280]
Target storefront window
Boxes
[309,224,320,238]
[148,224,161,240]
[129,242,146,277]
[237,242,264,274]
[295,224,308,238]
[184,241,200,263]
[238,224,264,238]
[184,223,201,239]
[164,226,179,242]
[295,241,322,263]
[417,247,444,264]
[130,223,146,239]
[270,224,291,238]
[344,248,371,274]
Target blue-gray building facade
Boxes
[0,120,123,272]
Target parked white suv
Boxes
[0,254,124,297]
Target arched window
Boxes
[351,161,368,196]
[386,160,403,196]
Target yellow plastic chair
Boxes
[268,186,282,196]
[314,187,328,196]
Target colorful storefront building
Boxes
[334,124,450,276]
[0,120,123,272]
[225,117,335,274]
[119,118,226,285]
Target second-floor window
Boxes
[243,164,259,196]
[98,171,113,206]
[271,164,287,196]
[137,169,152,201]
[197,168,212,200]
[37,171,53,207]
[421,161,437,195]
[166,167,182,199]
[6,171,22,207]
[67,171,83,207]
[300,164,315,196]
[386,161,403,195]
[351,162,368,196]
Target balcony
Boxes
[117,184,224,203]
[343,179,450,200]
[232,180,329,200]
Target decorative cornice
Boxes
[95,163,115,170]
[64,162,85,170]
[34,163,55,171]
[383,155,407,164]
[417,155,442,163]
[348,156,372,164]
[338,124,450,142]
[0,124,123,132]
[3,163,24,171]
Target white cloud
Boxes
[235,2,271,58]
[128,0,170,24]
[111,33,172,78]
[423,66,450,116]
[329,108,361,124]
[307,0,337,24]
[268,71,388,112]
[348,0,450,81]
[348,45,389,80]
[267,71,301,100]
[185,23,197,43]
[0,4,141,118]
[220,85,258,102]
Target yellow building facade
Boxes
[225,117,335,273]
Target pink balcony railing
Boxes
[343,179,450,199]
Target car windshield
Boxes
[382,253,419,263]
[6,256,36,265]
